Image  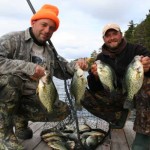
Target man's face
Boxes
[31,19,56,44]
[103,29,122,49]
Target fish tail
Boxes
[75,102,82,111]
[47,109,53,113]
[123,99,134,109]
[110,90,117,101]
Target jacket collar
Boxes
[24,27,46,46]
[25,28,32,41]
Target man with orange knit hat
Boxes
[0,4,88,150]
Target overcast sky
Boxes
[0,0,149,60]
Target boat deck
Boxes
[21,120,135,150]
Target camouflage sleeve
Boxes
[53,55,75,79]
[0,34,36,76]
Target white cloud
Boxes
[0,0,149,59]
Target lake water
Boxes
[53,75,135,122]
[53,77,67,101]
[53,71,89,102]
[52,76,110,132]
[52,72,135,133]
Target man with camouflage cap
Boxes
[0,4,88,150]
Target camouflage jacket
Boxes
[0,28,74,80]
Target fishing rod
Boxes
[26,0,84,149]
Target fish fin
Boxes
[111,67,117,88]
[110,90,117,101]
[122,88,126,95]
[36,87,39,95]
[122,78,126,94]
[75,103,82,111]
[123,100,134,109]
[102,84,109,91]
[37,99,48,114]
[69,79,74,95]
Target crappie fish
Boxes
[70,64,87,111]
[62,132,78,141]
[81,130,105,139]
[43,135,63,143]
[95,60,116,97]
[63,124,75,133]
[37,71,58,113]
[47,141,68,150]
[85,135,99,147]
[123,55,144,109]
[78,124,91,133]
[66,140,75,150]
[41,131,64,139]
[74,124,91,133]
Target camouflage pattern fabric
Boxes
[82,77,150,134]
[18,94,70,122]
[81,88,129,128]
[0,74,70,123]
[0,75,25,149]
[0,28,74,79]
[0,74,70,149]
[134,77,150,135]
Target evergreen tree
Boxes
[90,50,98,60]
[124,20,136,43]
[124,10,150,51]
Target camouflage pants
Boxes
[81,88,129,129]
[0,74,70,123]
[81,77,150,134]
[134,77,150,136]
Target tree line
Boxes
[88,9,150,67]
[124,10,150,50]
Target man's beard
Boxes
[107,40,122,50]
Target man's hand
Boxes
[91,63,97,75]
[30,65,46,80]
[90,63,99,80]
[76,58,88,71]
[141,56,150,72]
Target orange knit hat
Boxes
[31,4,59,31]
